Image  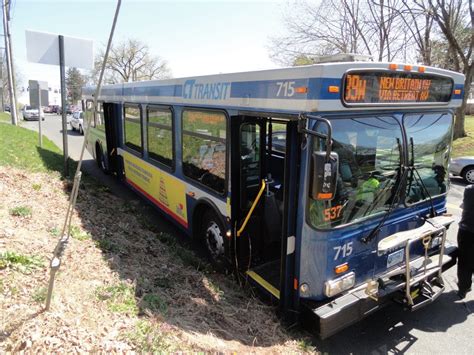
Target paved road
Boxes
[21,112,92,161]
[20,114,473,354]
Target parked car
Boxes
[49,105,61,114]
[22,105,44,121]
[450,156,474,184]
[43,106,52,113]
[66,105,78,115]
[70,111,84,135]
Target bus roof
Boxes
[82,62,465,114]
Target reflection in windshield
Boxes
[309,116,403,229]
[405,113,452,204]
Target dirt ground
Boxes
[0,166,312,353]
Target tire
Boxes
[79,125,84,135]
[95,144,109,174]
[71,124,76,131]
[201,210,229,271]
[462,166,474,184]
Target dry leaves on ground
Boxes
[0,166,313,353]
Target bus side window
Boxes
[147,106,173,168]
[85,100,95,128]
[96,101,105,131]
[182,110,226,194]
[124,104,142,154]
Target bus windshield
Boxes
[405,112,452,204]
[309,116,403,229]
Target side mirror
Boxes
[310,152,339,201]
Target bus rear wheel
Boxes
[201,210,229,271]
[95,144,108,174]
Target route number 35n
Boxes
[333,242,353,260]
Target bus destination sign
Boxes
[343,71,454,105]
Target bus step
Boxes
[246,260,280,299]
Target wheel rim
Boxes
[465,169,474,184]
[205,221,224,259]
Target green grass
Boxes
[32,287,48,303]
[0,112,11,123]
[123,320,175,353]
[9,205,32,218]
[452,115,474,157]
[140,293,167,314]
[0,251,44,273]
[96,282,138,315]
[70,225,91,241]
[0,120,71,173]
[49,226,61,237]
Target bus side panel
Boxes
[119,149,189,230]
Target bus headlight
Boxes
[324,272,355,297]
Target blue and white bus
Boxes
[83,59,464,338]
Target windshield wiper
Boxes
[362,138,406,244]
[407,137,437,218]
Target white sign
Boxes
[25,30,93,69]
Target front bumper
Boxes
[303,215,457,339]
[302,244,457,339]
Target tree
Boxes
[269,0,410,66]
[66,67,86,104]
[93,38,171,84]
[2,61,22,109]
[396,0,435,65]
[403,0,473,139]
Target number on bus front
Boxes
[323,205,343,221]
[333,242,353,260]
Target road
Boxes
[21,113,135,199]
[21,112,92,161]
[21,114,473,354]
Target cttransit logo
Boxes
[183,80,231,100]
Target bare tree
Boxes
[269,0,409,65]
[269,0,370,66]
[405,0,473,138]
[93,38,171,84]
[395,0,435,65]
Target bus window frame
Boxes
[305,113,405,232]
[95,100,105,129]
[341,69,454,108]
[146,104,175,172]
[85,99,95,128]
[402,111,452,208]
[123,102,143,157]
[181,107,229,198]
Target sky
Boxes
[9,0,292,103]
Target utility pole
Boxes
[6,1,16,112]
[0,48,4,111]
[2,0,17,125]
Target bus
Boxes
[82,58,464,338]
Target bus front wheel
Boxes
[202,210,229,271]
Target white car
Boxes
[22,105,44,121]
[450,156,474,184]
[70,111,84,135]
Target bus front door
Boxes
[232,117,299,312]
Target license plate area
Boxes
[387,249,404,268]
